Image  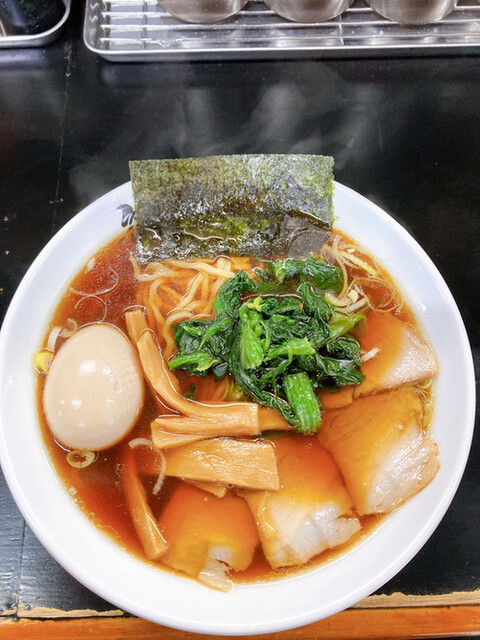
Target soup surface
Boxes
[37,227,438,590]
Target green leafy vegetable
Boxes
[212,270,256,317]
[283,373,322,435]
[265,338,316,361]
[168,255,365,434]
[239,304,265,370]
[261,257,343,293]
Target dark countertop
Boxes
[0,1,479,634]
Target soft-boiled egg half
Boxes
[43,323,144,450]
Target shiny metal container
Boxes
[263,0,353,22]
[365,0,458,25]
[84,1,480,63]
[158,0,248,23]
[0,0,70,47]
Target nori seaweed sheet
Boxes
[130,154,335,261]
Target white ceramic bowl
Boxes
[0,181,475,635]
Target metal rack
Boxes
[84,0,480,61]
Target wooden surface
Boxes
[1,1,479,637]
[1,607,480,639]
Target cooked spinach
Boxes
[168,257,365,434]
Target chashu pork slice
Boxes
[158,482,259,591]
[322,311,437,410]
[356,311,437,397]
[319,386,439,515]
[242,436,360,570]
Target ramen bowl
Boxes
[0,181,474,635]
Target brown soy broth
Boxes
[52,229,138,330]
[37,229,144,556]
[37,228,418,584]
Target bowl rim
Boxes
[0,180,475,635]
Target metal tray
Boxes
[0,0,71,48]
[84,0,480,61]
